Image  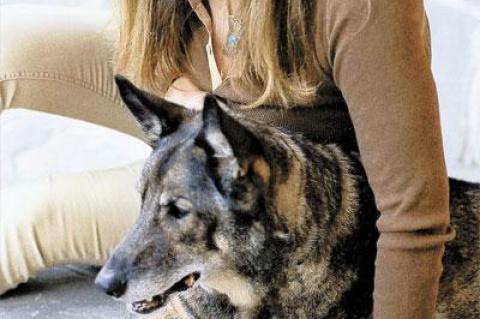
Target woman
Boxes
[1,1,455,318]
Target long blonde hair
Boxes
[118,0,323,107]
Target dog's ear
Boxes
[200,96,270,193]
[115,75,194,146]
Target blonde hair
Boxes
[118,0,323,107]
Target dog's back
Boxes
[437,179,480,318]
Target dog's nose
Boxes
[95,267,127,298]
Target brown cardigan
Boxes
[184,0,456,318]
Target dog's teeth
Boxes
[184,274,195,288]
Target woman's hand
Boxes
[164,77,208,111]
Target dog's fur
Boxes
[96,76,480,319]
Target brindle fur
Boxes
[97,76,480,319]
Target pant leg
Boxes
[0,4,144,141]
[0,161,144,295]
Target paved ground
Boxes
[0,265,129,319]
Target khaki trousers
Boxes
[0,5,145,294]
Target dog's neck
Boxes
[269,142,378,318]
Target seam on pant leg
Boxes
[0,71,122,106]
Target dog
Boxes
[95,76,480,319]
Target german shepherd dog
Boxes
[95,76,480,319]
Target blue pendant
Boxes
[224,15,243,56]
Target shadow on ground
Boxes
[0,265,130,319]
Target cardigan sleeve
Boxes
[323,0,456,318]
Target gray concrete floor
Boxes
[0,265,130,319]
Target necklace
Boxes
[223,2,243,56]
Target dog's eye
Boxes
[167,205,190,219]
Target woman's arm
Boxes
[324,0,455,318]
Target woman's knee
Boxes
[0,5,143,139]
[1,6,114,109]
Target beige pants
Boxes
[0,5,145,294]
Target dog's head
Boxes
[95,76,299,316]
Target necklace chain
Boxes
[223,1,243,56]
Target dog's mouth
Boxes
[130,272,201,315]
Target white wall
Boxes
[425,0,480,178]
[425,0,480,170]
[0,0,112,9]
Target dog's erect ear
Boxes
[201,96,269,192]
[201,97,241,188]
[115,75,194,146]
